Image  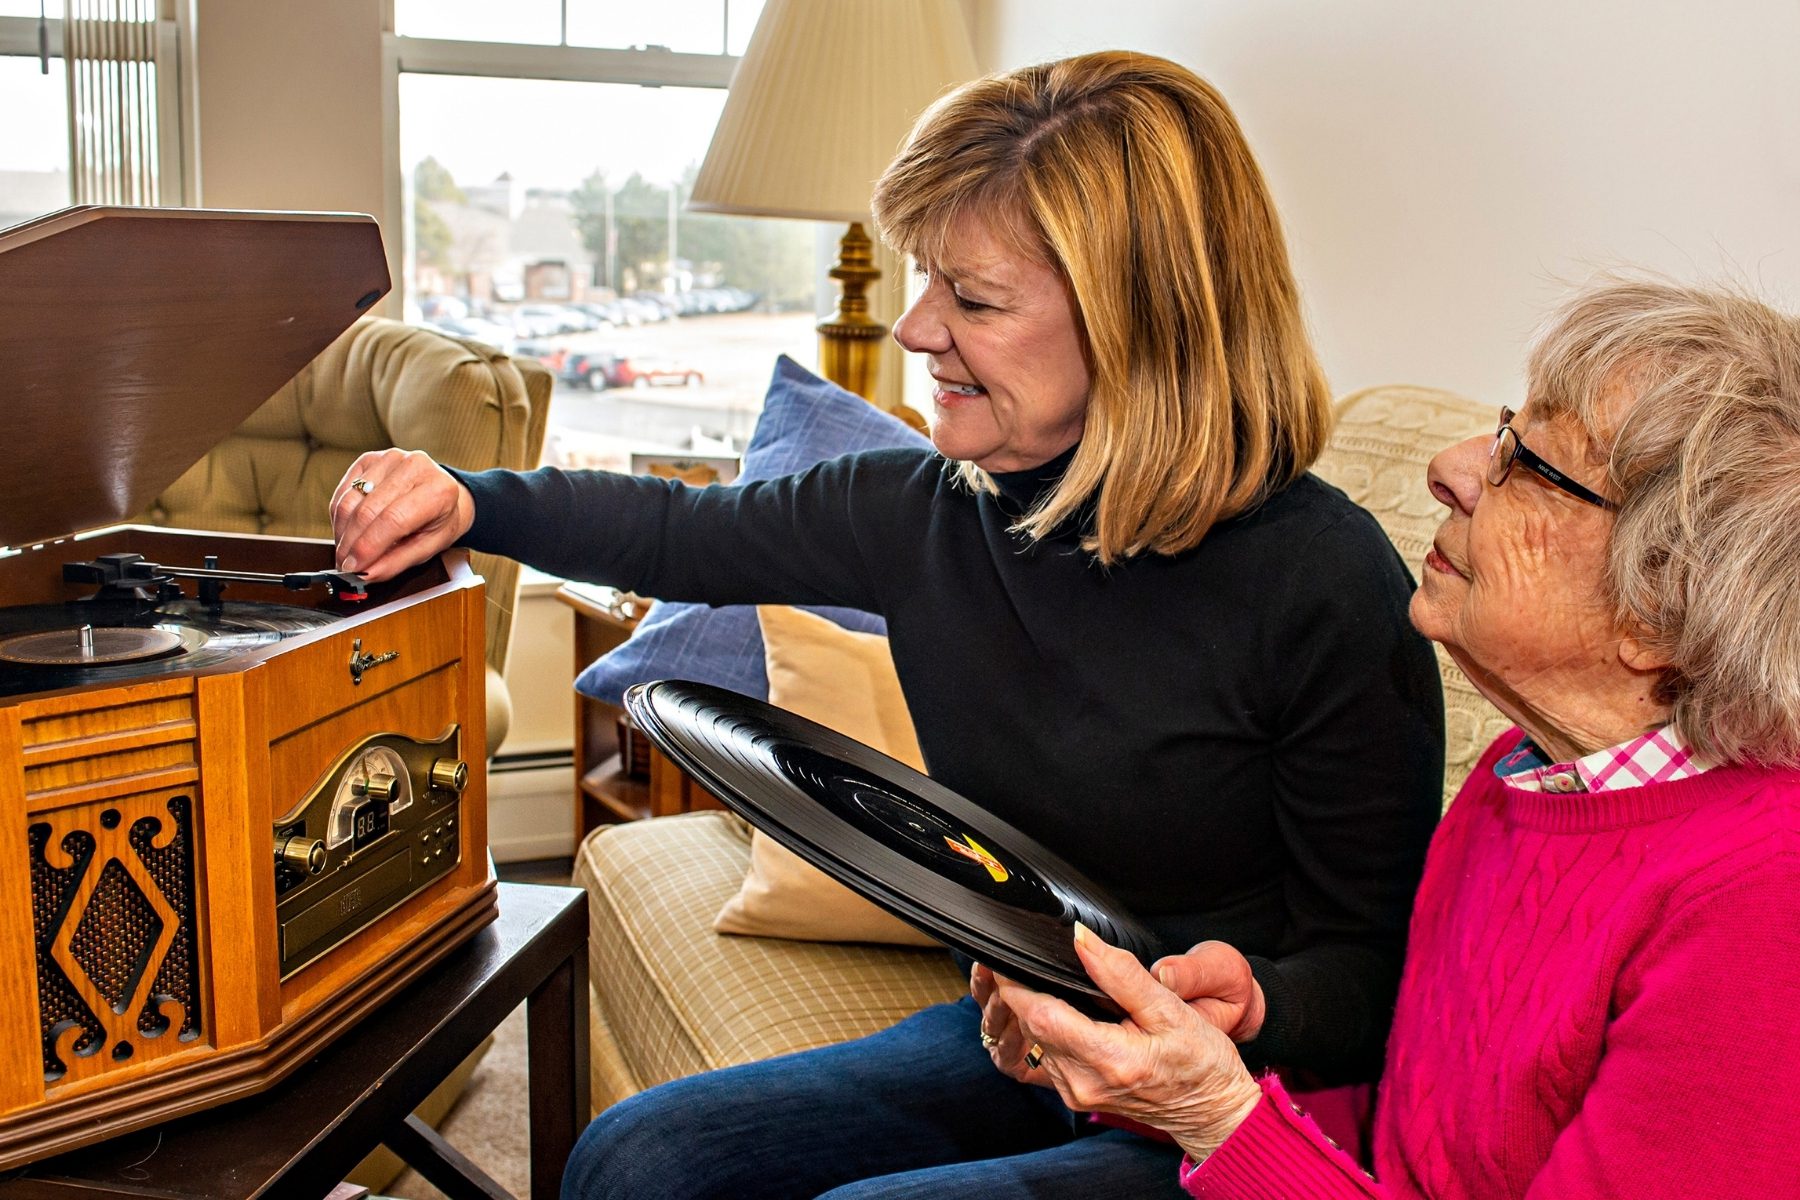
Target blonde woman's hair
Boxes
[871,51,1331,563]
[1528,279,1800,766]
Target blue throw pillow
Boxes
[574,355,933,704]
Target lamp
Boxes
[689,0,978,426]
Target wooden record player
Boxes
[0,207,498,1168]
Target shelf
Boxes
[579,756,650,824]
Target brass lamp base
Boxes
[818,221,927,432]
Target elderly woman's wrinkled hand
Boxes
[972,960,1056,1087]
[992,925,1264,1163]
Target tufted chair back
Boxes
[142,316,553,750]
[1313,385,1511,808]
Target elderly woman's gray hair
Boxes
[1526,280,1800,766]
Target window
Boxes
[0,55,70,227]
[0,4,179,223]
[0,10,71,226]
[393,2,821,471]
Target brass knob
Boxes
[359,774,397,802]
[429,758,469,793]
[278,835,327,875]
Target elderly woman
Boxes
[333,53,1445,1199]
[991,280,1800,1198]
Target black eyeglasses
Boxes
[1486,407,1617,511]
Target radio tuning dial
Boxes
[429,758,469,794]
[277,835,327,875]
[359,774,397,802]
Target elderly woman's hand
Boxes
[330,449,476,583]
[993,925,1265,1162]
[973,937,1265,1086]
[972,961,1054,1086]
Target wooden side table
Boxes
[0,883,588,1200]
[555,584,723,845]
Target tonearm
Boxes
[63,552,370,605]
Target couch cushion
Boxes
[587,981,642,1114]
[575,810,965,1101]
[1314,385,1512,804]
[574,355,932,704]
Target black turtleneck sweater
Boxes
[454,447,1443,1081]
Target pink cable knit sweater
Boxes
[1187,732,1800,1199]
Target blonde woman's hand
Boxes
[330,449,475,583]
[993,925,1263,1163]
[1150,940,1266,1044]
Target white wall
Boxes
[974,1,1800,404]
[193,0,399,315]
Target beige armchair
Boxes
[142,315,553,752]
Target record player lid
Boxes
[0,205,390,550]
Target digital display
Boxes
[350,798,389,851]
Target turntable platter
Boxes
[0,598,337,698]
[0,626,185,666]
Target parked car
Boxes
[560,349,621,390]
[424,316,516,353]
[618,296,668,325]
[517,304,589,335]
[613,356,703,388]
[515,338,568,372]
[569,302,618,330]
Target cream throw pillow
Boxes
[712,606,939,947]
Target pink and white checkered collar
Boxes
[1496,725,1716,794]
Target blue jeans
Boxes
[561,995,1188,1199]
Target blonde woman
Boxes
[333,52,1444,1199]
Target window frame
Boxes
[382,4,745,317]
[382,5,915,413]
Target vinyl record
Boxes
[625,679,1168,1017]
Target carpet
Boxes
[387,1002,533,1198]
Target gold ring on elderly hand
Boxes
[1024,1043,1045,1069]
[979,1030,998,1049]
[350,477,375,495]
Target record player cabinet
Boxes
[0,207,498,1168]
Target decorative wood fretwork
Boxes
[29,790,204,1086]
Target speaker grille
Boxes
[29,824,102,1078]
[30,793,204,1083]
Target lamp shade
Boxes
[689,0,980,224]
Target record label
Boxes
[778,745,1064,917]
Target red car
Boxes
[613,356,703,388]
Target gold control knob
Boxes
[429,758,469,793]
[277,835,327,875]
[359,774,397,802]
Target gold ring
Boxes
[1024,1043,1045,1069]
[350,477,375,495]
[979,1031,998,1050]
